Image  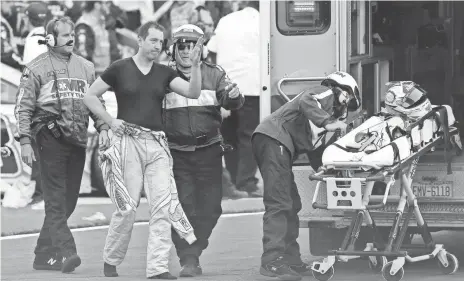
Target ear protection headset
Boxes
[45,18,59,47]
[38,17,74,47]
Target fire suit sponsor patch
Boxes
[179,218,192,231]
[36,78,89,103]
[47,69,66,77]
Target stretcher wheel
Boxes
[368,256,387,273]
[437,253,459,275]
[381,261,404,281]
[311,266,334,281]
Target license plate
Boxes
[412,182,453,197]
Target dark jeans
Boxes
[221,96,260,192]
[251,133,302,265]
[34,128,86,258]
[171,143,223,265]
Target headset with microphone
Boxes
[37,18,74,48]
[38,37,73,48]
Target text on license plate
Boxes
[412,182,453,197]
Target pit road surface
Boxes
[1,213,463,281]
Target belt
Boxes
[167,130,219,146]
[123,122,165,140]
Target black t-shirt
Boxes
[100,58,179,131]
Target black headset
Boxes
[38,17,73,47]
[45,18,60,47]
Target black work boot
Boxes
[33,253,62,271]
[288,261,311,276]
[61,253,81,273]
[260,256,302,281]
[223,184,249,199]
[179,264,202,277]
[104,262,118,277]
[179,255,202,277]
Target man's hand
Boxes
[324,120,347,136]
[99,130,110,150]
[110,119,126,136]
[189,36,205,66]
[225,83,240,98]
[20,144,36,167]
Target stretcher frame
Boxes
[308,109,460,281]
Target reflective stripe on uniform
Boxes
[163,90,218,109]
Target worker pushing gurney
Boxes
[252,71,362,281]
[252,71,462,280]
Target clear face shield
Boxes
[400,85,427,109]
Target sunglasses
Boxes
[177,41,197,51]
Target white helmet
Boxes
[321,71,361,111]
[172,24,204,43]
[384,81,432,120]
[171,24,204,67]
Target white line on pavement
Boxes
[76,197,263,205]
[0,212,264,241]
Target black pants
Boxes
[252,133,302,265]
[30,142,42,199]
[221,96,260,192]
[171,143,223,265]
[34,128,86,258]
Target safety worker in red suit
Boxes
[15,16,110,274]
[252,71,361,281]
[162,24,245,277]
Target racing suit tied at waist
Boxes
[167,129,219,146]
[99,122,197,244]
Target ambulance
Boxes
[258,0,464,256]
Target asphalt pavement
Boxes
[1,213,464,281]
[0,197,265,236]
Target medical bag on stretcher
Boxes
[321,104,457,171]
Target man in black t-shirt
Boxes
[83,21,204,280]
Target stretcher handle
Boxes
[365,202,386,210]
[312,202,328,209]
[309,172,385,182]
[311,181,328,209]
[308,170,326,181]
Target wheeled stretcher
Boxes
[308,106,461,281]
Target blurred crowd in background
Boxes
[1,0,241,72]
[1,0,262,204]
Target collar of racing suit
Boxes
[48,48,73,62]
